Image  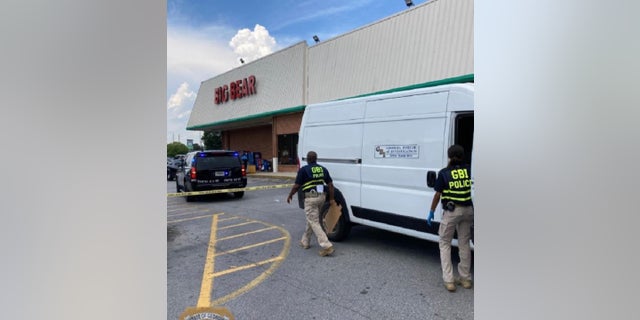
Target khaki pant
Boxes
[438,205,474,283]
[301,193,333,249]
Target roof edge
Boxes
[187,73,474,131]
[187,105,306,131]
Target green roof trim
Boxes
[187,105,306,130]
[336,73,474,101]
[187,74,473,131]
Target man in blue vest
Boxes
[428,144,474,292]
[241,152,248,170]
[287,151,335,257]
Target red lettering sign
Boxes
[214,75,257,104]
[236,80,243,99]
[230,82,236,100]
[248,75,256,94]
[241,78,248,97]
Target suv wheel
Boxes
[185,184,194,202]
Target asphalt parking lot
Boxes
[167,174,473,320]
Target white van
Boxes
[297,83,474,246]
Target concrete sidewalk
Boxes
[248,171,296,180]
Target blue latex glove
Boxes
[427,210,434,226]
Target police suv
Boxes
[176,150,248,202]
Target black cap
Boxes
[447,145,465,161]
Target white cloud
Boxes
[167,24,238,144]
[167,23,279,144]
[168,82,196,110]
[167,82,200,143]
[167,25,238,90]
[229,24,277,62]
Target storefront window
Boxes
[277,134,298,165]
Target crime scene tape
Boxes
[167,183,293,197]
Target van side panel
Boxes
[445,87,474,112]
[303,100,365,124]
[365,91,449,118]
[359,92,448,225]
[299,101,365,209]
[297,84,474,244]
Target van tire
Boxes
[320,190,351,241]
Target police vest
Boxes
[301,165,326,192]
[441,165,472,206]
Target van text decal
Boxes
[374,145,419,159]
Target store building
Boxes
[186,0,473,172]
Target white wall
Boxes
[307,0,473,104]
[188,42,307,129]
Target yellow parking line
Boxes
[168,209,211,218]
[168,213,220,224]
[214,237,287,257]
[218,216,243,223]
[196,213,220,308]
[218,221,259,230]
[211,223,291,306]
[217,227,277,241]
[184,213,291,308]
[212,257,283,277]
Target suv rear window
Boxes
[194,154,240,170]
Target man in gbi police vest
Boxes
[287,151,335,257]
[427,144,474,292]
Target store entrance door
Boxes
[277,134,298,168]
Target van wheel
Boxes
[234,191,244,198]
[320,197,351,241]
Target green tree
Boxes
[192,143,203,151]
[167,141,189,158]
[203,131,222,150]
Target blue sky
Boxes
[167,0,428,144]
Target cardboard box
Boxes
[325,202,342,233]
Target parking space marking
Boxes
[216,226,277,241]
[218,216,243,223]
[173,211,291,308]
[168,213,219,224]
[211,257,283,277]
[188,214,291,306]
[214,237,287,257]
[217,220,259,230]
[167,208,210,217]
[196,213,221,308]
